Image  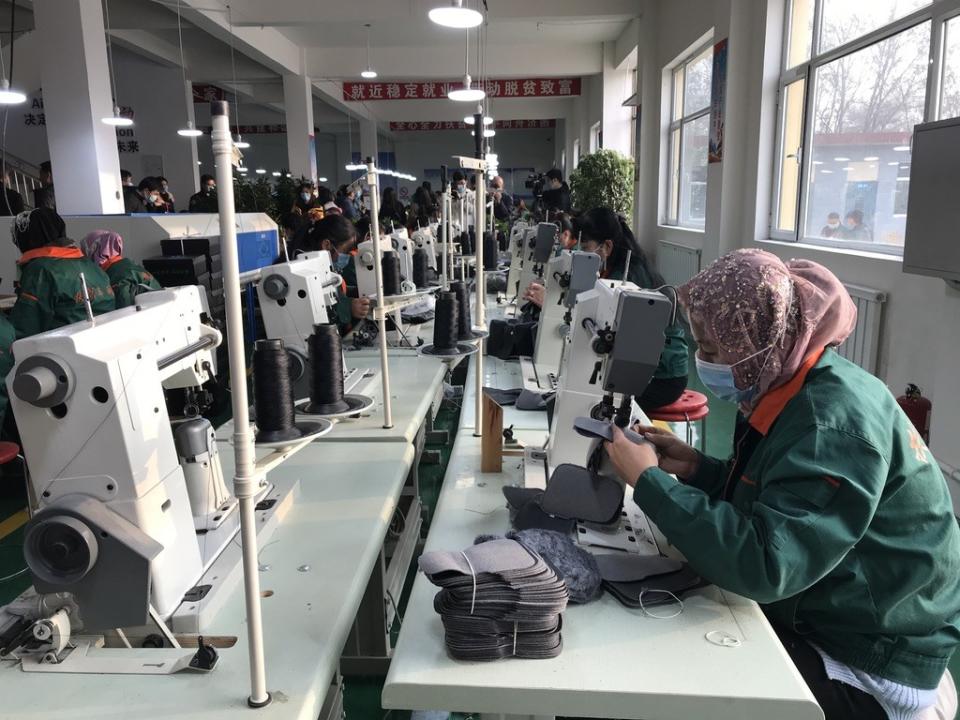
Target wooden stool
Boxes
[647,390,710,450]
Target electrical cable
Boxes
[0,567,28,584]
[103,0,120,110]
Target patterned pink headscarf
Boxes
[81,230,124,267]
[678,249,857,406]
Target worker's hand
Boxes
[522,281,545,308]
[634,425,700,479]
[351,297,372,319]
[604,426,660,488]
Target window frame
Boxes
[771,0,960,254]
[665,38,714,229]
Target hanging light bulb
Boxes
[178,120,203,137]
[361,24,378,78]
[464,114,493,125]
[428,0,482,28]
[234,135,250,149]
[471,128,496,138]
[318,176,328,182]
[0,79,25,105]
[102,105,133,127]
[271,171,281,177]
[448,74,485,102]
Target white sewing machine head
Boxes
[411,226,438,271]
[7,286,222,632]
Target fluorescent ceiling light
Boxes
[234,135,250,149]
[812,160,824,165]
[841,166,854,171]
[887,161,899,166]
[428,0,482,28]
[178,120,203,137]
[820,169,833,174]
[833,156,850,162]
[272,171,281,177]
[255,168,266,174]
[0,79,26,105]
[863,156,879,161]
[237,166,248,173]
[102,105,133,126]
[318,176,328,182]
[448,74,485,102]
[472,129,496,138]
[464,115,494,125]
[361,69,378,79]
[893,145,910,152]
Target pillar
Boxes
[601,41,633,158]
[360,118,379,165]
[282,73,317,182]
[33,0,123,214]
[635,5,661,255]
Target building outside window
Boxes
[772,0,960,253]
[665,41,713,229]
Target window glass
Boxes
[787,0,815,68]
[668,127,681,221]
[941,15,960,119]
[805,21,930,247]
[683,47,713,115]
[680,114,709,228]
[820,0,930,53]
[777,79,806,233]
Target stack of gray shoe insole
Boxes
[419,538,569,661]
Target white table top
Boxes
[457,354,550,433]
[0,440,415,719]
[382,430,822,720]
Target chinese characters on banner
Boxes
[192,84,227,103]
[709,38,728,164]
[197,124,288,135]
[343,78,581,102]
[389,119,557,132]
[23,96,142,154]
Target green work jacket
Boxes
[614,257,688,380]
[104,256,162,308]
[10,247,116,338]
[633,349,960,688]
[0,316,16,426]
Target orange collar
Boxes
[748,347,827,436]
[101,256,124,270]
[18,246,84,265]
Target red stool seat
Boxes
[647,406,710,423]
[0,441,20,465]
[647,390,709,419]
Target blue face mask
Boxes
[695,344,776,406]
[334,253,351,271]
[301,192,312,203]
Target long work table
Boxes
[382,298,823,720]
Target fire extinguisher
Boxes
[897,384,932,444]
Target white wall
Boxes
[629,0,960,476]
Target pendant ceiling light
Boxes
[464,114,493,125]
[428,0,482,29]
[361,24,377,78]
[174,1,202,137]
[0,4,25,105]
[447,28,484,102]
[100,0,132,126]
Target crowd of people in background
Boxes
[819,209,872,241]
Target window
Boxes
[666,42,713,229]
[772,0,960,253]
[589,122,601,153]
[572,139,580,170]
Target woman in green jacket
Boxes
[303,214,369,335]
[81,230,161,308]
[606,249,960,720]
[576,207,689,411]
[9,208,115,338]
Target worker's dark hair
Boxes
[545,168,563,183]
[120,169,133,182]
[279,212,302,233]
[846,209,864,225]
[355,217,371,243]
[421,180,432,193]
[312,214,357,252]
[159,176,169,185]
[574,207,663,287]
[138,176,162,193]
[452,171,465,184]
[554,211,574,236]
[317,186,334,205]
[298,181,314,192]
[200,174,215,185]
[40,161,52,173]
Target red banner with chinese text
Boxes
[343,78,581,101]
[389,119,557,131]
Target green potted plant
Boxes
[569,148,634,217]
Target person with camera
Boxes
[541,168,571,214]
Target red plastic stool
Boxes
[0,441,20,466]
[647,390,710,450]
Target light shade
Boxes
[464,115,493,125]
[234,135,251,149]
[255,168,267,174]
[178,120,203,137]
[361,69,378,79]
[428,2,482,28]
[237,166,249,173]
[272,171,281,177]
[102,105,133,127]
[0,79,26,105]
[318,176,328,182]
[472,128,496,138]
[448,74,485,102]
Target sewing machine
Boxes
[254,251,376,399]
[390,227,418,287]
[411,226,438,272]
[514,223,557,312]
[520,250,602,391]
[0,286,278,673]
[505,221,528,300]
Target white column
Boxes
[360,118,379,164]
[635,5,661,256]
[283,73,317,182]
[601,41,633,158]
[34,0,123,215]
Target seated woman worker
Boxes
[605,249,960,720]
[304,214,369,335]
[81,230,161,308]
[9,208,115,338]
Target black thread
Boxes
[433,291,460,350]
[382,250,401,296]
[303,323,350,415]
[450,281,473,340]
[483,231,497,271]
[253,339,300,443]
[412,248,429,288]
